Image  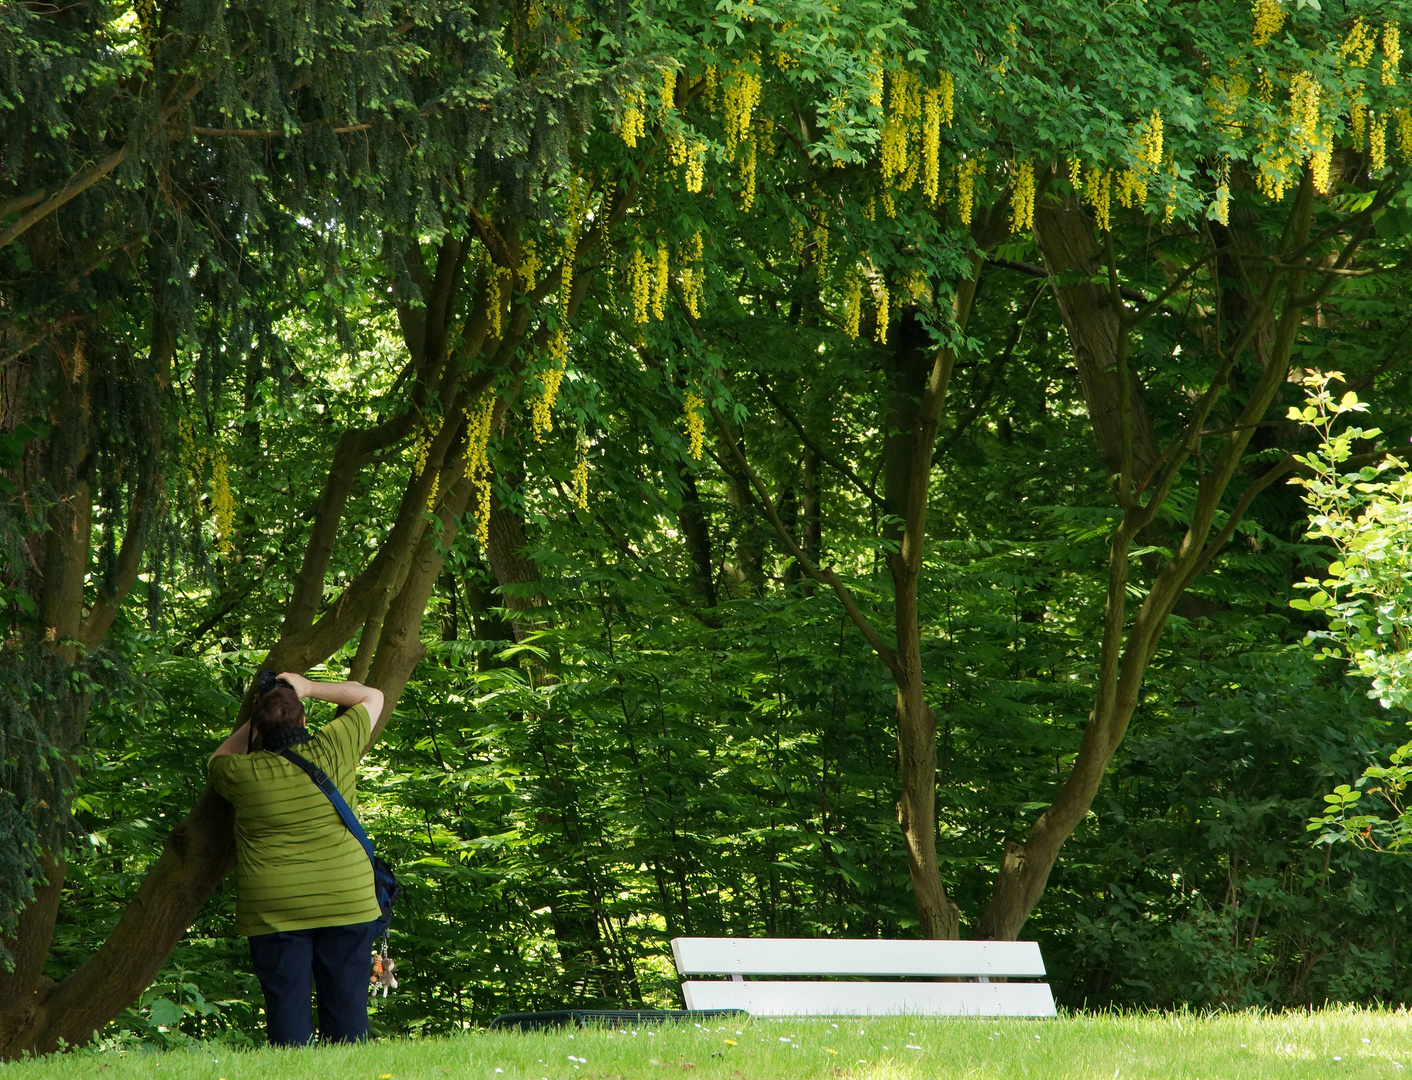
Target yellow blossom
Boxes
[684,391,706,460]
[572,447,589,509]
[1009,160,1035,232]
[874,279,889,345]
[957,158,979,226]
[1343,18,1376,68]
[739,135,757,213]
[1384,23,1402,87]
[724,57,762,155]
[1085,165,1112,231]
[629,245,651,325]
[660,67,676,113]
[210,447,235,557]
[653,244,670,321]
[620,88,646,147]
[464,393,496,547]
[1371,113,1388,171]
[1212,157,1231,227]
[1251,0,1285,48]
[531,330,569,439]
[843,270,862,339]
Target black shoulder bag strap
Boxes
[278,749,401,935]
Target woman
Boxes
[208,671,385,1046]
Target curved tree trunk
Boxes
[973,179,1329,940]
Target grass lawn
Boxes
[5,1009,1412,1079]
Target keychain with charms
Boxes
[370,935,398,997]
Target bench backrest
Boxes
[671,937,1047,978]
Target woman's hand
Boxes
[277,671,315,699]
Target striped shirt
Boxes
[210,704,381,937]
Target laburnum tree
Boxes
[565,0,1412,944]
[2,0,1412,1054]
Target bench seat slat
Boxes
[680,979,1057,1018]
[670,938,1047,978]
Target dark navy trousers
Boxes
[248,919,381,1047]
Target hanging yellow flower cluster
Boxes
[1383,23,1402,87]
[464,392,495,548]
[683,390,706,460]
[957,157,980,226]
[681,230,706,319]
[1288,72,1321,156]
[813,221,829,269]
[1009,160,1035,232]
[739,135,758,212]
[843,270,863,339]
[1251,0,1286,49]
[629,245,651,325]
[1254,132,1295,199]
[629,241,674,325]
[1213,157,1231,227]
[724,57,762,156]
[669,129,706,192]
[1311,140,1333,195]
[1085,165,1113,231]
[790,215,807,262]
[1352,101,1368,151]
[880,68,921,186]
[559,176,587,322]
[520,239,541,291]
[1398,109,1412,164]
[873,278,890,345]
[1343,18,1376,68]
[653,245,670,320]
[867,54,884,110]
[1371,112,1388,171]
[414,415,443,510]
[660,67,676,113]
[1115,110,1163,211]
[572,444,589,509]
[531,330,569,440]
[620,87,646,147]
[210,448,235,557]
[1206,72,1250,134]
[902,268,930,303]
[488,264,513,338]
[685,142,706,192]
[921,86,945,205]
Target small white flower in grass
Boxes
[906,1044,922,1051]
[1365,1039,1372,1044]
[1334,1057,1342,1062]
[494,1070,503,1074]
[780,1037,791,1042]
[567,1056,587,1063]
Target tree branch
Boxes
[707,401,900,680]
[755,376,884,509]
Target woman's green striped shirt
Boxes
[210,705,381,937]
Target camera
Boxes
[254,669,293,697]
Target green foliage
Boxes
[1292,376,1412,855]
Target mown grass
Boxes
[5,1009,1412,1079]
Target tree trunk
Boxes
[973,179,1323,940]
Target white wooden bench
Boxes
[671,937,1057,1017]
